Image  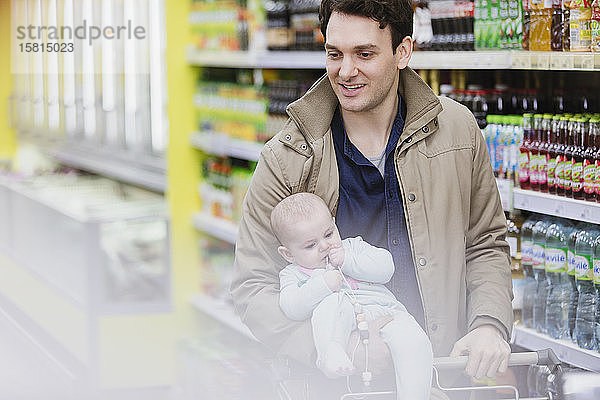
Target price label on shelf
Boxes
[496,178,513,211]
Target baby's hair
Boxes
[270,193,331,244]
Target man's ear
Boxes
[395,36,414,70]
[278,246,295,263]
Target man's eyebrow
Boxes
[325,43,379,51]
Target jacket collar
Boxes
[284,67,442,151]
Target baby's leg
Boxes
[379,312,433,400]
[311,293,356,378]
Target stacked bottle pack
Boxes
[521,214,600,351]
[518,113,600,202]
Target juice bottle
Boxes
[571,117,586,200]
[552,0,565,50]
[570,0,593,51]
[540,114,552,192]
[530,114,544,191]
[564,117,578,198]
[520,113,534,189]
[548,115,560,194]
[583,117,598,201]
[595,119,600,201]
[556,115,570,196]
[591,0,600,51]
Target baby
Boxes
[271,192,433,399]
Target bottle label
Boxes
[574,254,593,280]
[538,155,548,184]
[568,250,576,275]
[583,160,595,193]
[548,157,557,187]
[522,239,533,264]
[572,162,584,191]
[519,151,530,181]
[555,155,565,189]
[594,258,600,284]
[507,236,518,257]
[529,152,539,183]
[595,159,600,195]
[532,244,545,269]
[564,160,573,188]
[545,247,567,272]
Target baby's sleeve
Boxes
[279,266,333,321]
[340,237,395,284]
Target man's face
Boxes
[325,12,405,114]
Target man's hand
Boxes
[328,245,345,268]
[347,315,393,375]
[449,324,511,379]
[323,270,343,292]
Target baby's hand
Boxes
[328,245,345,268]
[324,270,343,292]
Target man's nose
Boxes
[339,56,357,80]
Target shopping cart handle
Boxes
[433,349,560,371]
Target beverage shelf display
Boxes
[190,132,264,161]
[187,47,600,71]
[190,293,257,341]
[49,145,167,194]
[512,325,600,373]
[192,212,238,244]
[513,188,600,224]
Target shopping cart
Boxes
[272,349,563,400]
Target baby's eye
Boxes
[325,231,333,238]
[305,243,316,249]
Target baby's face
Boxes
[281,209,342,269]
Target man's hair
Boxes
[319,0,414,53]
[270,193,331,244]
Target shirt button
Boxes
[285,134,291,141]
[433,119,438,127]
[430,323,438,332]
[300,143,307,150]
[392,239,399,246]
[419,258,427,267]
[422,126,429,133]
[408,193,416,201]
[405,137,412,144]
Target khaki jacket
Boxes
[231,67,513,365]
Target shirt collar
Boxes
[332,96,405,166]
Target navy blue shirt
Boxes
[331,99,426,329]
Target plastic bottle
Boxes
[583,117,598,201]
[574,223,600,349]
[564,117,578,198]
[545,219,573,339]
[520,113,534,189]
[556,115,569,196]
[594,233,600,350]
[567,224,581,341]
[540,114,553,193]
[533,217,553,333]
[472,90,489,129]
[571,117,586,200]
[530,114,544,191]
[595,118,600,202]
[522,214,539,328]
[547,115,561,194]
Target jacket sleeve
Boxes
[465,115,514,340]
[279,267,333,321]
[230,143,316,366]
[340,237,395,284]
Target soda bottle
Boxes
[520,114,534,190]
[522,213,539,328]
[563,117,578,197]
[530,114,544,191]
[594,118,600,201]
[571,117,586,200]
[583,117,598,201]
[533,216,553,333]
[539,114,553,193]
[567,224,581,340]
[548,115,561,194]
[574,223,600,349]
[545,219,573,339]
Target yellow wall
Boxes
[0,0,17,160]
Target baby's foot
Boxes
[317,343,355,378]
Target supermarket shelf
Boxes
[511,325,600,372]
[190,131,264,161]
[190,293,257,341]
[496,178,513,212]
[513,188,600,224]
[48,145,167,193]
[187,48,600,71]
[192,212,238,244]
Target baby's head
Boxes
[271,193,342,269]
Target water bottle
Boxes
[545,219,573,339]
[533,217,553,333]
[521,214,539,328]
[594,234,600,351]
[574,224,600,350]
[568,224,581,342]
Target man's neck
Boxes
[341,94,399,158]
